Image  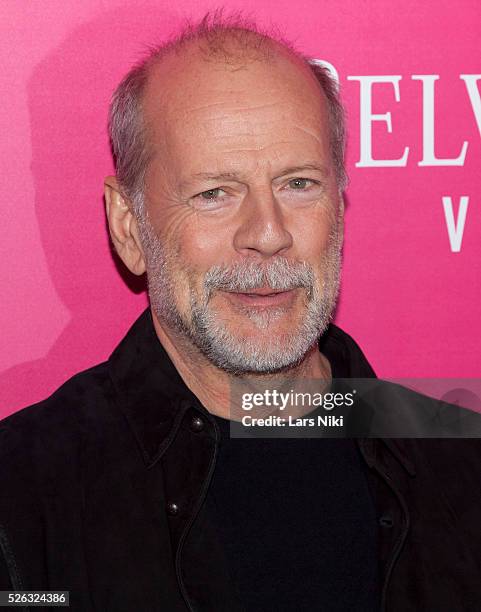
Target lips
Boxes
[239,287,289,297]
[222,287,297,307]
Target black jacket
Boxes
[0,309,480,611]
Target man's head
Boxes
[105,13,346,375]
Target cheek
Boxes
[291,208,335,259]
[174,216,234,273]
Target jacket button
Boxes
[190,416,204,432]
[167,502,179,516]
[379,514,394,528]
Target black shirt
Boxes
[207,420,380,611]
[205,337,381,611]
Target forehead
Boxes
[141,42,331,178]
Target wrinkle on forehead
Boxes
[156,99,327,155]
[187,101,284,114]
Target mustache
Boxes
[203,257,315,298]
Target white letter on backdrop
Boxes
[347,75,409,167]
[413,75,468,166]
[442,196,469,252]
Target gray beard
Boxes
[138,214,342,375]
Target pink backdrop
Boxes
[1,0,480,417]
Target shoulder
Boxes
[0,361,121,590]
[357,379,481,437]
[0,360,117,484]
[1,359,112,426]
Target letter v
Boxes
[442,196,469,252]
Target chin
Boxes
[213,347,309,376]
[198,324,317,375]
[189,298,325,374]
[223,304,303,332]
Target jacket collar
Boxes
[108,308,202,467]
[108,307,414,476]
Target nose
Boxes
[233,189,293,258]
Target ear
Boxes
[104,177,146,276]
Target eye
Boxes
[287,178,316,190]
[279,177,323,206]
[197,188,225,200]
[190,186,234,210]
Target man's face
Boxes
[138,45,343,373]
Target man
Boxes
[0,14,480,612]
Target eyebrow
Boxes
[188,163,329,184]
[191,171,240,181]
[275,164,329,177]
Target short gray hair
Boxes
[108,12,347,218]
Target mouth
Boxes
[221,287,298,308]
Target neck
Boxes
[151,308,332,420]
